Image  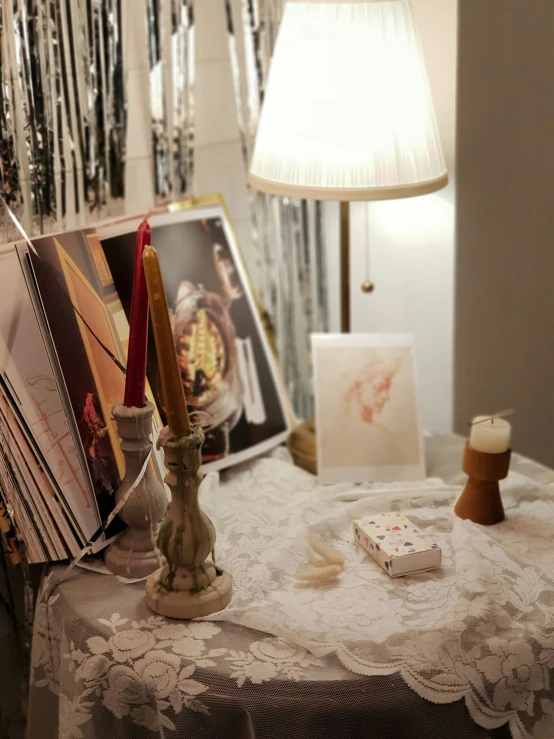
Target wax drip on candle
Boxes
[142,245,191,437]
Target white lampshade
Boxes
[249,0,448,201]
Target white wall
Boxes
[195,0,458,434]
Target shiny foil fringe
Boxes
[146,0,195,203]
[0,0,195,242]
[227,0,329,419]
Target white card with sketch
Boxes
[312,333,425,484]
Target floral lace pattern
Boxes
[31,594,324,738]
[30,448,554,739]
[226,637,323,687]
[52,612,214,734]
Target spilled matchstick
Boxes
[467,409,515,427]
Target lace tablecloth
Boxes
[28,436,554,739]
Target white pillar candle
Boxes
[469,417,511,454]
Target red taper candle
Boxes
[123,220,151,408]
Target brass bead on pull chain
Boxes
[361,280,374,293]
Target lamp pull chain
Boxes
[361,203,375,294]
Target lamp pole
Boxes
[340,201,350,333]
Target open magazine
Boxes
[1,197,290,562]
[0,248,100,561]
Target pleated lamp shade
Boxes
[249,0,448,201]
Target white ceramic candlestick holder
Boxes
[105,401,168,578]
[145,426,233,619]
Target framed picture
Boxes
[97,195,291,471]
[312,333,425,484]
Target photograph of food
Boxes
[99,198,290,469]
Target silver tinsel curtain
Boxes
[0,0,326,418]
[0,0,194,239]
[226,0,329,419]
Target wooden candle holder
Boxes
[454,442,511,525]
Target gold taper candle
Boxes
[142,245,191,437]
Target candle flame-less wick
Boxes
[467,408,515,427]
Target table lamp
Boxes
[248,0,448,471]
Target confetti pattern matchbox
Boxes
[353,512,441,577]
